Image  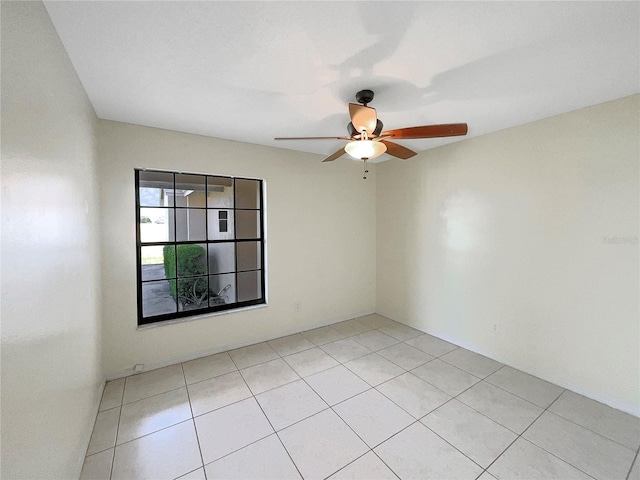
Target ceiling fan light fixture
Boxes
[345,140,387,160]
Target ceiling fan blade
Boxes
[322,148,346,163]
[275,136,350,140]
[349,103,377,135]
[381,140,417,160]
[382,123,468,139]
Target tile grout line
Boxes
[181,363,207,479]
[249,382,306,480]
[297,327,412,479]
[626,448,639,480]
[87,316,637,480]
[108,377,126,480]
[480,388,598,479]
[322,337,488,479]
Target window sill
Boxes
[136,302,268,330]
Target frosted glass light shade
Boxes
[345,140,387,160]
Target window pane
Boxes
[207,177,234,208]
[140,208,173,243]
[237,270,262,302]
[236,210,260,239]
[176,209,206,241]
[210,274,236,305]
[236,241,261,272]
[177,276,209,312]
[208,242,235,274]
[207,209,234,240]
[235,179,260,209]
[139,171,174,207]
[142,280,177,317]
[176,244,207,277]
[141,245,173,281]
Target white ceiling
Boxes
[44,1,639,163]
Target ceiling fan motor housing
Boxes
[355,89,374,105]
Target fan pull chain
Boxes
[363,159,369,180]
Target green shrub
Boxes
[163,244,207,306]
[140,216,152,223]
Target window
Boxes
[136,169,265,325]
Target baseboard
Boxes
[105,309,375,380]
[76,377,106,476]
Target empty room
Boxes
[1,1,639,479]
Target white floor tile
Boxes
[477,472,498,480]
[411,358,480,396]
[80,448,113,480]
[378,323,423,341]
[305,365,371,406]
[87,407,120,455]
[629,455,640,480]
[112,420,202,480]
[228,342,279,369]
[375,422,482,479]
[422,399,517,467]
[284,347,339,377]
[99,379,124,411]
[301,325,346,346]
[240,358,299,394]
[377,372,450,418]
[489,437,592,480]
[268,333,315,356]
[117,387,192,444]
[332,319,373,337]
[548,390,640,450]
[523,411,635,480]
[355,314,395,329]
[485,366,564,408]
[123,364,185,404]
[176,468,207,480]
[328,451,397,479]
[405,333,458,356]
[205,434,301,479]
[278,409,369,479]
[352,330,399,352]
[85,323,639,480]
[321,338,372,363]
[440,348,503,378]
[344,353,405,386]
[377,342,434,370]
[187,370,252,416]
[195,397,273,464]
[182,352,236,385]
[333,389,414,447]
[256,379,328,431]
[457,381,543,434]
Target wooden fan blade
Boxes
[382,123,468,139]
[349,103,377,134]
[322,148,346,163]
[275,136,350,140]
[381,140,417,160]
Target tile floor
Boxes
[81,314,640,480]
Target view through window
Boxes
[136,169,265,325]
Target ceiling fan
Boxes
[275,89,468,167]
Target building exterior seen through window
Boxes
[136,169,265,325]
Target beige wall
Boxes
[376,95,640,415]
[98,121,376,376]
[1,2,103,478]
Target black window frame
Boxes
[135,168,266,326]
